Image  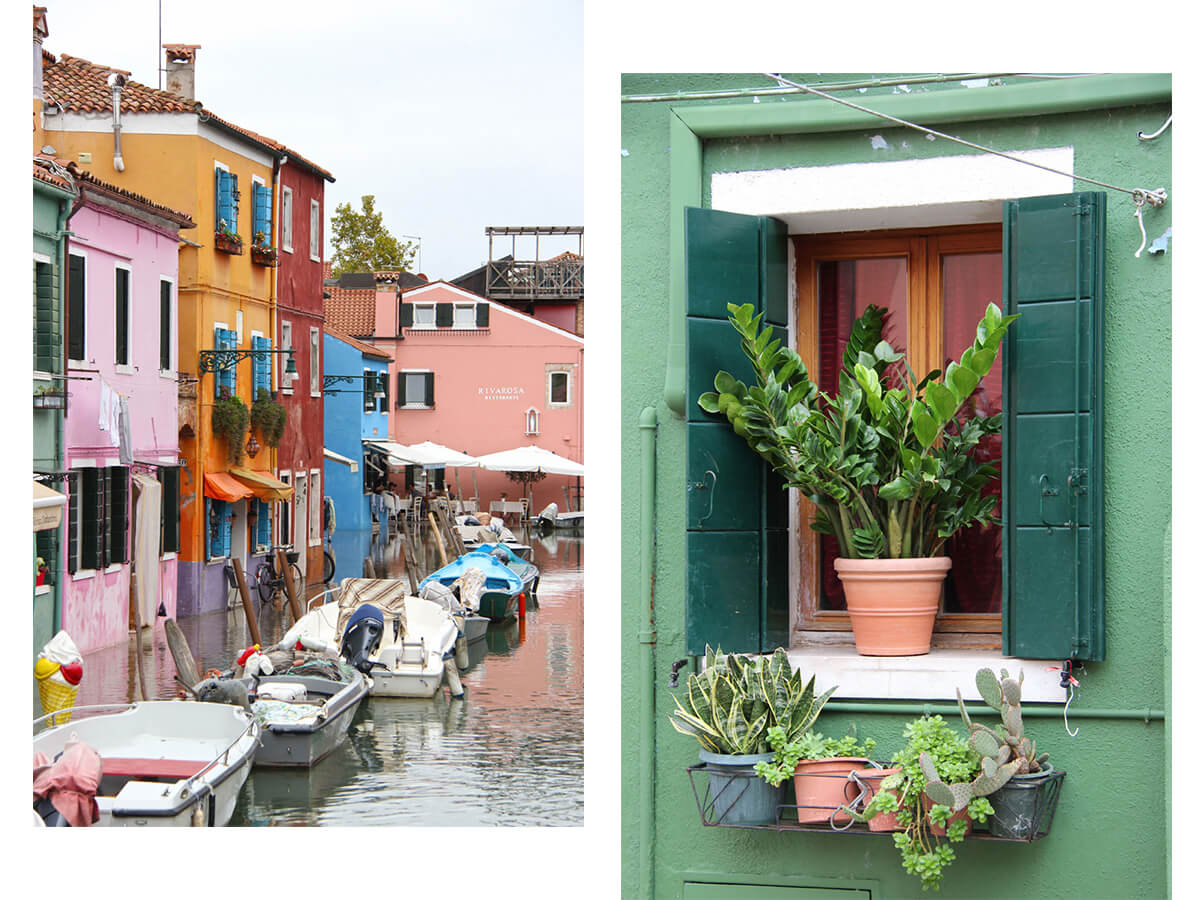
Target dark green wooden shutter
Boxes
[67,477,79,573]
[1002,192,1105,661]
[160,280,172,371]
[34,261,59,373]
[363,369,376,412]
[396,372,406,407]
[424,372,435,406]
[68,254,85,361]
[115,268,129,365]
[685,207,789,655]
[476,303,490,328]
[379,370,389,410]
[81,467,102,570]
[400,302,413,329]
[160,465,180,554]
[105,466,127,565]
[435,303,453,327]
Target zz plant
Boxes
[669,646,835,756]
[699,301,1017,559]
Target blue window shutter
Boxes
[216,169,233,231]
[685,207,789,655]
[205,499,213,559]
[1002,192,1106,662]
[215,326,236,397]
[220,500,233,558]
[230,173,239,233]
[252,335,271,398]
[253,184,272,244]
[256,499,270,548]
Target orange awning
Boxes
[203,472,255,502]
[230,466,294,502]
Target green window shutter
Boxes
[81,467,102,570]
[1002,192,1106,661]
[685,207,789,655]
[160,281,172,371]
[34,261,59,373]
[424,372,435,407]
[400,302,413,329]
[67,478,79,574]
[68,254,85,361]
[476,303,490,328]
[435,303,453,327]
[115,268,129,366]
[159,466,180,554]
[379,370,389,410]
[104,466,127,565]
[396,372,406,407]
[363,369,375,412]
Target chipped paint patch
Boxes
[620,148,629,157]
[894,84,911,94]
[961,78,990,88]
[1147,226,1172,255]
[870,135,889,150]
[926,133,937,141]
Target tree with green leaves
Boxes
[328,195,417,278]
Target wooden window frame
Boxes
[792,224,1003,649]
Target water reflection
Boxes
[69,527,584,827]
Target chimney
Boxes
[162,43,201,100]
[33,7,48,100]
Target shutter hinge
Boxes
[1068,467,1088,495]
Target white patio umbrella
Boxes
[472,445,585,477]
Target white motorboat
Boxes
[33,701,259,827]
[283,579,462,699]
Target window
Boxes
[67,252,85,361]
[158,465,180,554]
[363,368,376,413]
[547,366,574,407]
[69,465,127,572]
[159,279,173,372]
[452,303,476,329]
[279,471,292,546]
[114,265,130,367]
[254,498,272,550]
[280,320,293,393]
[214,163,238,234]
[308,470,321,546]
[34,258,58,374]
[310,200,321,261]
[682,196,1106,662]
[252,178,272,246]
[310,327,320,396]
[398,371,434,408]
[207,498,232,559]
[411,303,435,329]
[378,370,389,411]
[793,227,1003,641]
[280,187,293,252]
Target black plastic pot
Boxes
[987,766,1060,839]
[697,750,781,826]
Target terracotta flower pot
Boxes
[792,757,873,824]
[858,766,904,832]
[834,557,952,656]
[923,791,973,836]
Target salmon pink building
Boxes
[369,280,584,510]
[60,166,193,653]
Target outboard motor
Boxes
[340,604,385,674]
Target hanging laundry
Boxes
[118,396,133,464]
[97,379,112,433]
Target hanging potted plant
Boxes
[214,219,243,255]
[250,229,278,267]
[212,388,250,464]
[755,729,876,825]
[670,646,835,826]
[958,667,1060,839]
[250,387,288,449]
[699,301,1017,656]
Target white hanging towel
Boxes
[97,379,112,432]
[132,474,162,627]
[118,396,133,463]
[108,389,122,446]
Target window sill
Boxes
[160,370,177,380]
[35,584,52,596]
[785,646,1066,703]
[114,365,134,375]
[161,552,176,561]
[398,404,432,410]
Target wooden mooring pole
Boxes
[231,558,262,648]
[277,548,303,624]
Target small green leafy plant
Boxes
[698,302,1017,559]
[857,715,1000,891]
[212,391,250,464]
[668,646,835,756]
[250,387,287,448]
[755,728,877,787]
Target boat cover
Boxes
[420,552,522,596]
[335,578,410,641]
[32,738,101,826]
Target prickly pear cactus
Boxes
[957,667,1049,776]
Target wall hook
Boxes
[1131,189,1167,259]
[694,469,717,527]
[1137,114,1172,141]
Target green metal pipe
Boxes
[638,406,658,900]
[823,701,1164,723]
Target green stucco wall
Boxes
[621,74,1170,899]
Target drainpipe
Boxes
[107,73,126,173]
[53,190,76,633]
[638,406,658,900]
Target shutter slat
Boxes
[1002,192,1106,661]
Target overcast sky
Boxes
[34,0,584,280]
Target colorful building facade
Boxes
[620,73,1171,898]
[59,168,193,653]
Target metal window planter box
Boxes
[250,245,278,267]
[33,391,66,410]
[214,232,244,255]
[686,764,1065,843]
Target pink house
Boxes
[370,281,584,511]
[61,168,193,653]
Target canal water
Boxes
[67,527,584,826]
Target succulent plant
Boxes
[958,667,1051,775]
[918,750,1018,811]
[669,645,835,756]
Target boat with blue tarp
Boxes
[419,551,526,621]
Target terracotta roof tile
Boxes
[324,327,392,361]
[32,155,195,228]
[323,263,377,336]
[32,156,74,192]
[42,53,334,182]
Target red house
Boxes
[273,153,335,583]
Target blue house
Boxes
[323,328,392,579]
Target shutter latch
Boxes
[1067,467,1087,496]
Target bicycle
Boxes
[322,533,336,585]
[254,546,304,607]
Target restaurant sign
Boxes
[478,386,526,401]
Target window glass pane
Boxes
[941,251,1003,615]
[405,373,427,404]
[815,257,907,610]
[453,304,474,327]
[550,372,568,403]
[413,305,435,327]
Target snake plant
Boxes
[698,302,1017,558]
